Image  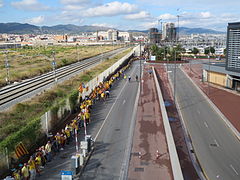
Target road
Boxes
[81,62,139,179]
[168,65,240,180]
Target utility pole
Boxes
[140,41,142,80]
[52,51,57,83]
[4,52,10,84]
[77,44,80,62]
[177,15,180,44]
[174,50,177,103]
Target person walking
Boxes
[45,141,52,162]
[135,74,138,81]
[28,156,36,180]
[128,75,131,82]
[21,163,30,180]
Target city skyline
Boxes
[0,0,240,31]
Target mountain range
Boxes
[0,22,225,35]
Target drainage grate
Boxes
[115,128,120,131]
[210,144,218,147]
[135,167,144,172]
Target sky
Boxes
[0,0,240,31]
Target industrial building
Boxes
[203,22,240,91]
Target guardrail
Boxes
[152,67,184,180]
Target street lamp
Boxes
[4,52,10,84]
[173,50,182,103]
[52,51,57,83]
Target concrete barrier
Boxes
[152,67,184,180]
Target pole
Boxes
[5,147,9,169]
[140,42,142,80]
[45,112,48,136]
[77,44,79,62]
[208,55,210,95]
[174,51,177,103]
[5,53,10,84]
[52,51,57,83]
[75,129,79,152]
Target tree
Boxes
[192,47,199,55]
[224,48,227,56]
[204,47,210,55]
[210,47,215,55]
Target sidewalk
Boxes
[182,64,240,133]
[127,65,174,180]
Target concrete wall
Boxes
[209,71,226,87]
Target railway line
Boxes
[0,47,130,110]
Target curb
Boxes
[180,67,240,141]
[152,67,184,180]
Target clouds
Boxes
[27,15,45,25]
[124,11,151,20]
[0,0,3,8]
[60,0,90,4]
[11,0,49,11]
[83,1,138,17]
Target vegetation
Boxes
[0,48,132,154]
[0,44,122,87]
[150,44,185,61]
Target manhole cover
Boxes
[168,117,176,122]
[135,167,144,172]
[164,101,172,107]
[115,128,120,131]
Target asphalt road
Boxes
[81,62,139,180]
[168,65,240,180]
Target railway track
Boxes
[0,47,130,110]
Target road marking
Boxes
[122,99,126,105]
[214,139,219,147]
[230,164,239,175]
[197,110,201,114]
[94,66,136,142]
[204,122,208,128]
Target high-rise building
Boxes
[148,28,161,44]
[226,22,240,72]
[162,23,176,41]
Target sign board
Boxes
[61,171,72,180]
[150,56,156,61]
[80,141,88,150]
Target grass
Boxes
[0,45,122,87]
[0,47,133,153]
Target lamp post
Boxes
[52,51,57,83]
[4,52,10,84]
[208,54,210,95]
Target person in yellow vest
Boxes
[28,156,36,180]
[21,163,30,180]
[101,92,105,101]
[65,128,71,145]
[13,169,21,180]
[45,141,52,162]
[35,154,42,176]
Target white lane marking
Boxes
[94,66,136,142]
[204,122,208,128]
[214,139,219,147]
[122,99,126,105]
[230,164,239,175]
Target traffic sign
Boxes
[61,171,72,180]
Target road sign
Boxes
[150,56,156,61]
[61,171,72,180]
[52,61,56,66]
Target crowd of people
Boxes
[5,62,134,180]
